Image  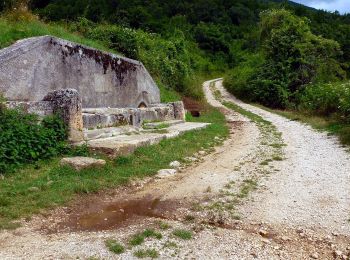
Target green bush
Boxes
[87,24,138,59]
[0,106,67,173]
[225,9,346,109]
[298,82,350,120]
[224,52,263,100]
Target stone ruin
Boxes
[0,36,186,144]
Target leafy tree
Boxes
[250,9,345,107]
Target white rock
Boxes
[157,169,177,178]
[28,187,40,192]
[310,252,319,259]
[334,250,343,257]
[198,151,206,156]
[169,161,181,168]
[184,157,198,162]
[60,157,106,171]
[281,236,290,241]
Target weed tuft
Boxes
[172,229,193,240]
[134,248,159,259]
[105,239,125,254]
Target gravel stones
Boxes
[169,161,181,168]
[157,169,177,178]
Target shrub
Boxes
[298,82,350,121]
[242,9,345,109]
[224,52,264,100]
[87,25,138,59]
[0,106,67,173]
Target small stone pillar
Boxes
[43,89,84,142]
[172,101,186,121]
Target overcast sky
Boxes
[292,0,350,14]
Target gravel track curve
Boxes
[215,79,350,236]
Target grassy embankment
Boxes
[0,16,229,229]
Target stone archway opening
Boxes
[138,102,147,108]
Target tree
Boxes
[249,9,345,108]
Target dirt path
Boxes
[0,79,349,259]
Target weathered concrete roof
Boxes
[0,35,160,108]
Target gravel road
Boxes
[214,80,350,236]
[0,79,349,259]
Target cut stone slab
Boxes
[60,157,106,171]
[84,126,138,141]
[79,122,210,158]
[143,120,184,129]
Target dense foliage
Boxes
[300,82,350,121]
[0,105,67,173]
[225,9,350,123]
[227,9,345,108]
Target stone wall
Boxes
[0,36,160,108]
[82,102,185,129]
[6,91,186,142]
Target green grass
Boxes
[134,248,159,259]
[238,179,258,198]
[157,80,182,103]
[253,104,350,146]
[172,229,193,240]
[142,229,163,239]
[0,17,112,52]
[0,107,228,229]
[222,101,271,126]
[105,239,125,254]
[157,221,171,230]
[129,233,146,246]
[129,229,163,246]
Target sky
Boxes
[292,0,350,14]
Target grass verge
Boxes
[253,104,350,147]
[0,107,228,229]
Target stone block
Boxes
[0,36,160,108]
[60,157,106,171]
[157,169,177,178]
[43,89,84,142]
[172,101,186,121]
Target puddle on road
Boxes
[59,196,180,232]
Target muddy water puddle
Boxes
[58,196,181,232]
